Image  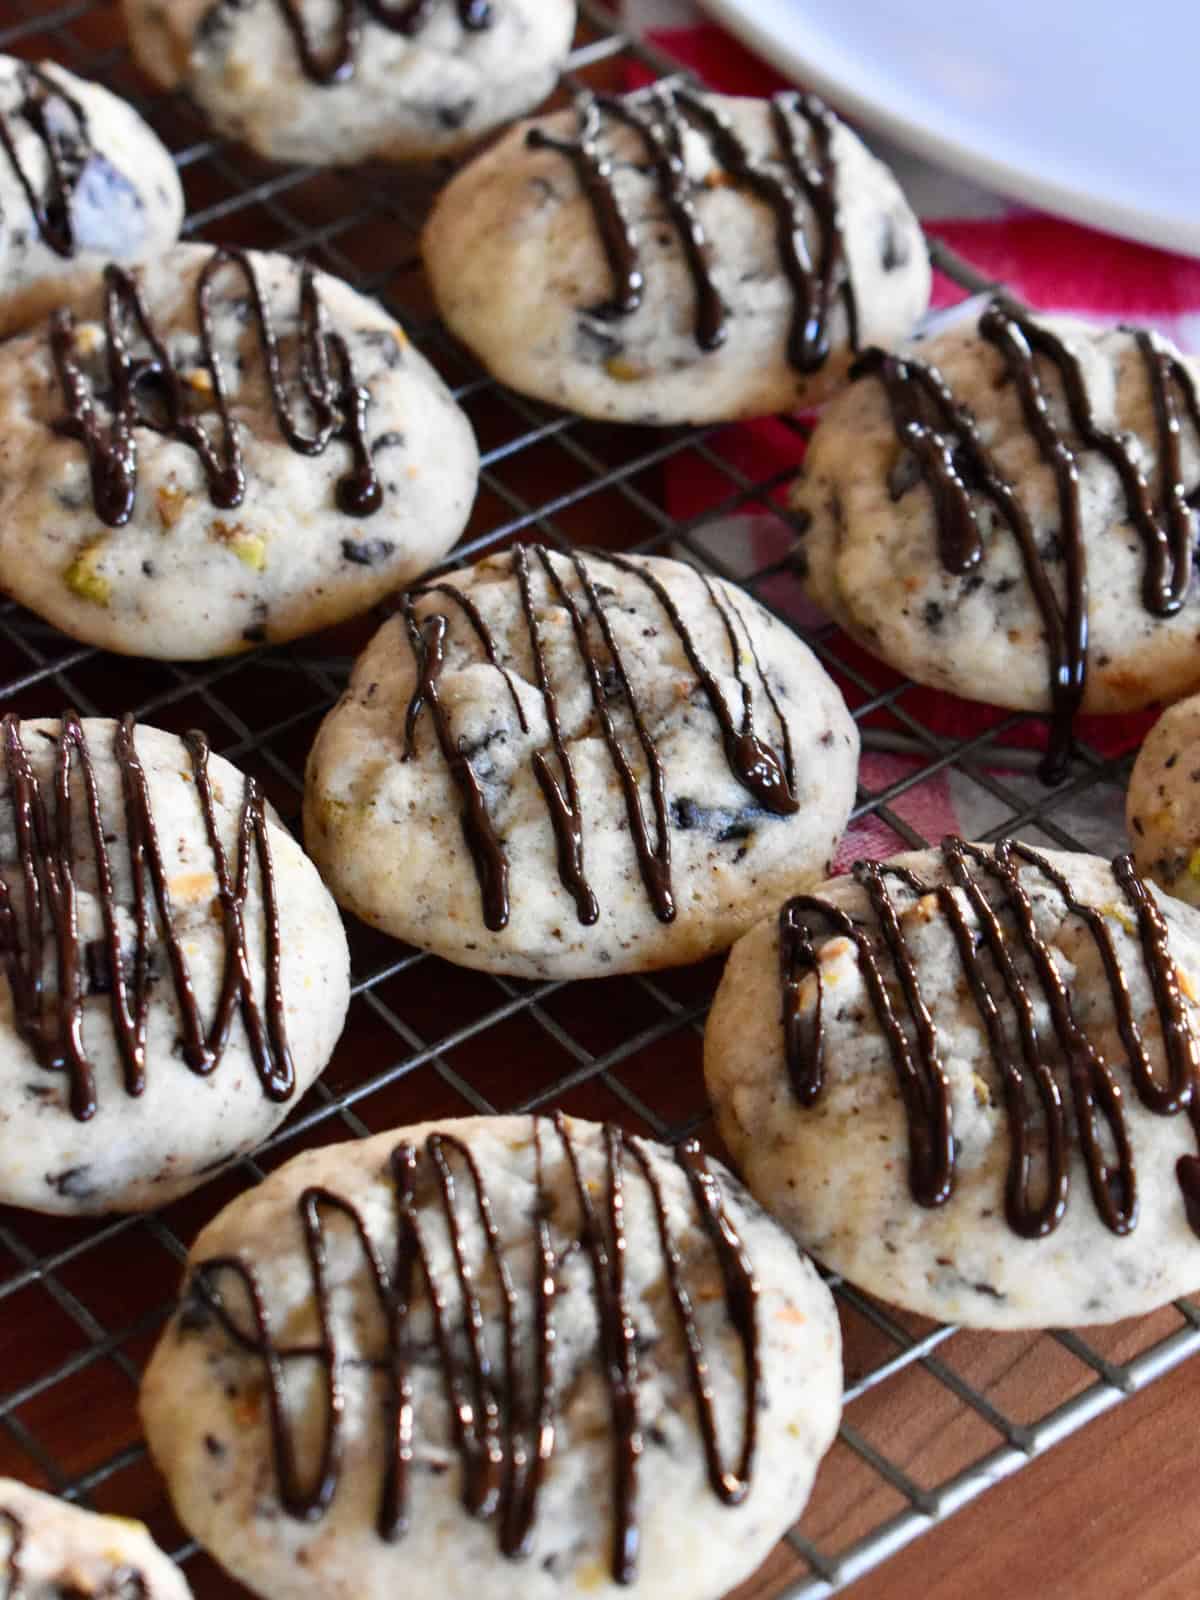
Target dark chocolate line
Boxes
[526,84,856,368]
[399,548,799,929]
[857,302,1200,781]
[778,838,1200,1237]
[0,63,90,258]
[0,714,294,1121]
[269,0,493,87]
[50,245,382,528]
[187,1116,760,1581]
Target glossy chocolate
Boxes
[187,1115,760,1581]
[779,838,1200,1238]
[269,0,493,87]
[400,546,799,930]
[0,714,294,1122]
[0,63,90,258]
[857,302,1200,781]
[528,84,857,368]
[49,246,382,528]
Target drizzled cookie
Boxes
[0,55,182,335]
[0,716,349,1215]
[0,243,478,659]
[304,545,859,977]
[0,1478,190,1600]
[792,303,1200,779]
[1128,693,1200,906]
[122,0,576,166]
[705,839,1200,1328]
[422,83,929,424]
[140,1114,842,1600]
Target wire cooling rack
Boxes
[1,3,1198,1597]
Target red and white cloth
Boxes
[624,0,1200,859]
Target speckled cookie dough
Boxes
[1128,694,1200,905]
[422,84,929,424]
[0,716,350,1216]
[304,545,859,978]
[792,304,1200,777]
[122,0,577,166]
[0,55,183,336]
[0,1478,191,1600]
[705,840,1200,1329]
[140,1113,842,1600]
[0,243,478,660]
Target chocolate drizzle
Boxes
[186,1115,760,1580]
[0,63,91,259]
[527,84,857,369]
[400,546,799,931]
[857,301,1200,781]
[268,0,493,87]
[0,1505,149,1600]
[49,246,383,528]
[778,837,1200,1238]
[0,714,294,1122]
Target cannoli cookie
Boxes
[0,715,349,1215]
[792,302,1200,779]
[0,56,183,335]
[141,1113,842,1600]
[122,0,576,166]
[0,243,478,659]
[0,1478,190,1600]
[304,545,859,977]
[1128,693,1200,905]
[705,837,1200,1328]
[423,84,929,423]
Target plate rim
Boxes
[696,0,1200,260]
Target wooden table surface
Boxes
[3,4,1200,1599]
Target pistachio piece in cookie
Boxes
[0,243,478,659]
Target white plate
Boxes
[696,0,1200,256]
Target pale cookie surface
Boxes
[1128,694,1200,906]
[705,840,1200,1329]
[0,1478,191,1600]
[422,84,929,424]
[140,1113,842,1600]
[0,56,183,335]
[122,0,576,166]
[792,303,1200,777]
[0,243,478,659]
[304,546,859,978]
[0,716,350,1216]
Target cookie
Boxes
[140,1112,842,1600]
[304,545,859,978]
[0,714,350,1216]
[792,301,1200,780]
[0,56,183,336]
[705,837,1200,1329]
[0,242,478,660]
[1127,693,1200,905]
[422,83,929,424]
[122,0,577,167]
[0,1478,190,1600]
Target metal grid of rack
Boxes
[0,2,1197,1596]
